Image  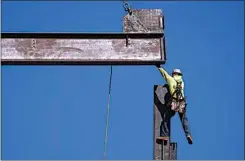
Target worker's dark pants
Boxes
[160,104,191,137]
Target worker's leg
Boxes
[160,104,175,137]
[178,102,193,144]
[178,111,191,136]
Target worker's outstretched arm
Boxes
[155,64,172,82]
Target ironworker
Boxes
[155,64,193,145]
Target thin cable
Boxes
[103,65,113,160]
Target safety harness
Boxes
[172,81,184,102]
[167,80,186,112]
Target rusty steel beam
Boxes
[170,142,177,160]
[154,85,163,160]
[1,9,166,65]
[123,9,164,33]
[1,33,165,65]
[154,85,177,160]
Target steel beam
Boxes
[170,142,177,160]
[1,33,165,65]
[1,9,166,65]
[154,85,177,160]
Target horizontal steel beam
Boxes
[1,9,166,65]
[1,32,166,65]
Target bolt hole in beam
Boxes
[1,9,166,65]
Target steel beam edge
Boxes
[1,32,164,39]
[1,60,166,66]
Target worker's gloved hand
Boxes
[155,64,161,68]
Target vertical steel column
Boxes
[170,142,177,160]
[153,85,177,160]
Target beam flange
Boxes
[1,32,163,39]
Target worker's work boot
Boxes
[186,135,193,144]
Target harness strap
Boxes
[168,80,185,103]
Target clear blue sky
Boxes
[1,1,244,160]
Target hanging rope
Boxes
[103,2,131,158]
[103,65,113,160]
